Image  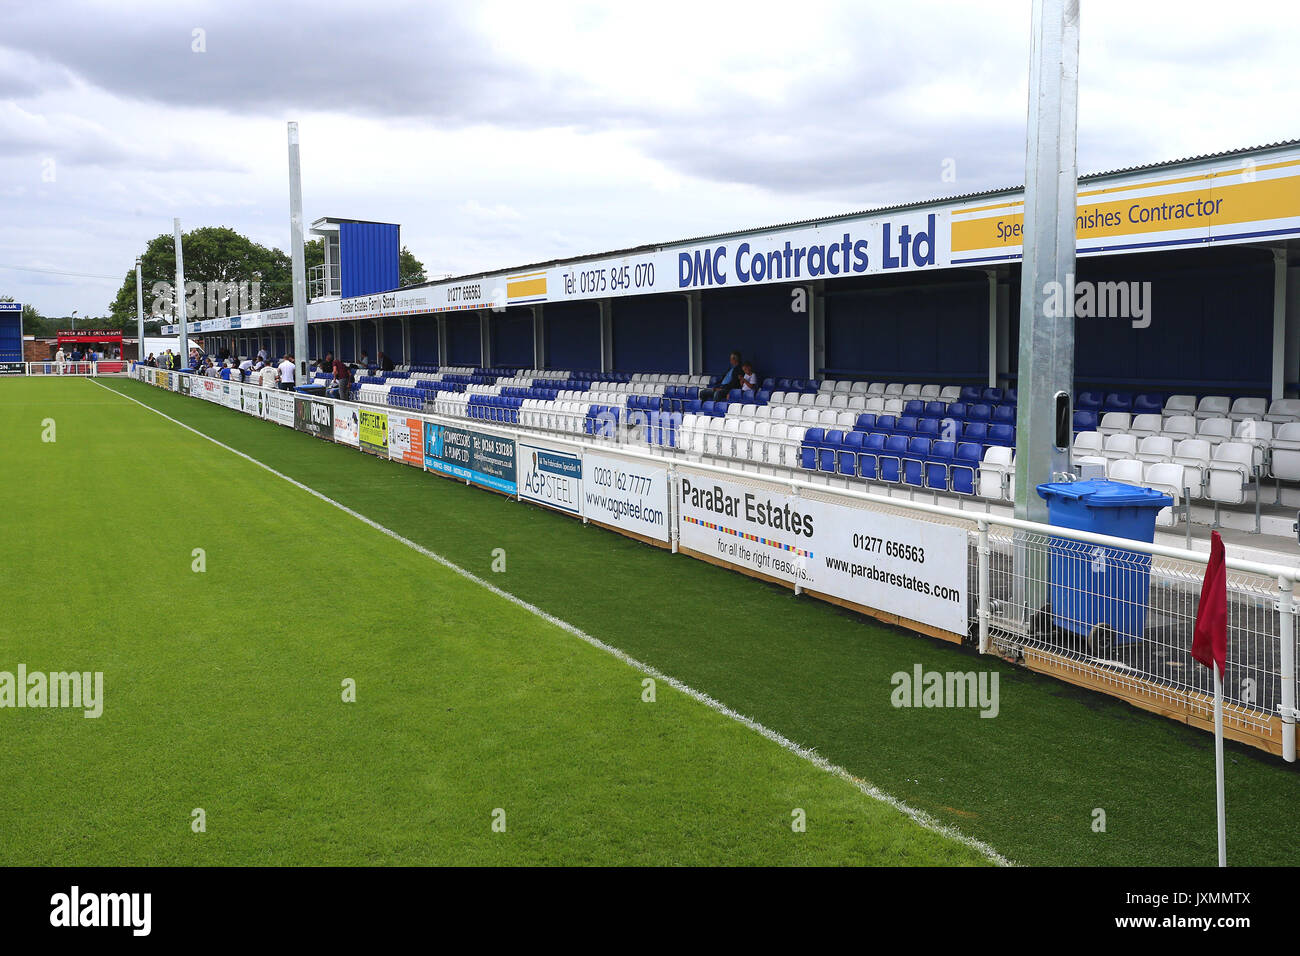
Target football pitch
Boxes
[2,376,1298,866]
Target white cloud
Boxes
[0,0,1297,315]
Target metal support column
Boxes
[1012,0,1080,624]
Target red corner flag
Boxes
[1192,531,1228,676]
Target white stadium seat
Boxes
[1162,415,1197,440]
[1207,442,1255,505]
[1228,397,1267,422]
[1130,414,1163,438]
[1136,435,1174,465]
[1195,395,1231,420]
[1266,399,1300,424]
[1172,439,1212,497]
[979,446,1015,500]
[1098,412,1131,436]
[1108,458,1144,485]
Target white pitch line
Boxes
[90,377,1013,866]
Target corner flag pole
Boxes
[1213,665,1227,866]
[1192,529,1228,866]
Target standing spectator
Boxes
[54,346,66,373]
[278,354,297,391]
[332,356,353,401]
[260,359,279,390]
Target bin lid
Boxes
[1036,479,1173,508]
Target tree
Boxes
[399,246,427,287]
[108,227,297,325]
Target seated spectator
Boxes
[700,351,742,401]
[378,351,394,372]
[740,361,758,395]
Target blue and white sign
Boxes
[518,441,582,515]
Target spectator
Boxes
[278,354,297,391]
[740,361,758,396]
[357,350,370,370]
[55,346,66,372]
[260,359,279,390]
[71,347,83,363]
[332,356,353,401]
[700,351,742,401]
[378,351,394,372]
[228,360,243,384]
[239,356,254,376]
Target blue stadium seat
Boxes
[1072,409,1098,432]
[925,440,957,490]
[923,401,946,418]
[951,443,981,494]
[875,414,897,433]
[896,415,918,437]
[855,412,877,432]
[858,434,885,480]
[1133,393,1163,415]
[945,402,968,420]
[902,400,925,417]
[966,403,992,423]
[819,430,844,472]
[992,404,1016,426]
[1076,391,1103,412]
[959,385,983,403]
[837,431,865,476]
[916,418,941,440]
[879,435,909,483]
[800,428,825,470]
[1102,392,1133,414]
[981,387,1004,403]
[903,437,931,487]
[987,423,1015,447]
[963,421,989,445]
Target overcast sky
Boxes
[1,0,1296,316]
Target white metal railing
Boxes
[131,364,1300,760]
[11,361,117,376]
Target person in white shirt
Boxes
[229,363,243,383]
[278,356,296,390]
[54,347,66,373]
[260,361,279,390]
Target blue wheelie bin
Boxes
[1035,480,1173,647]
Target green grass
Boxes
[0,376,991,866]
